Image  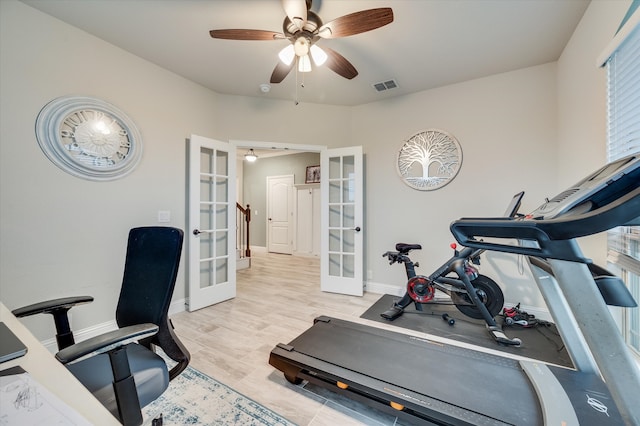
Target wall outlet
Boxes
[367,269,373,280]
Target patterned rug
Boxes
[142,366,295,425]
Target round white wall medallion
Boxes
[35,96,143,181]
[396,129,463,191]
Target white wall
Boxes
[1,0,631,339]
[0,0,218,338]
[352,64,557,307]
[0,0,349,340]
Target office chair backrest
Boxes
[115,226,190,379]
[116,227,183,327]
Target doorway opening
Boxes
[232,140,324,269]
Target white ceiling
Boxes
[21,0,590,107]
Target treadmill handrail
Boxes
[450,187,640,262]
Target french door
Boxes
[186,135,236,311]
[320,146,364,296]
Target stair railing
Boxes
[236,203,251,259]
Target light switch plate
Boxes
[158,210,171,223]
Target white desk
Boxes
[0,302,120,425]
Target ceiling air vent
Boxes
[373,79,398,92]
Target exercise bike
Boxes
[381,192,525,346]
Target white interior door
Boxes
[267,175,293,254]
[187,135,236,312]
[321,146,363,296]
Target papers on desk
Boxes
[0,366,91,425]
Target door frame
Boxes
[230,140,364,297]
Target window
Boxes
[604,4,640,355]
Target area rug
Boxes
[362,294,572,368]
[142,366,296,426]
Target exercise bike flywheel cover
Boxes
[407,276,435,303]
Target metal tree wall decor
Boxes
[396,129,463,191]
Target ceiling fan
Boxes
[209,0,393,84]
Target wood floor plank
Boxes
[169,251,399,425]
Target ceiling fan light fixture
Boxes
[244,149,258,162]
[293,37,310,56]
[278,44,295,65]
[310,45,327,66]
[298,54,312,72]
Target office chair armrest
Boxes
[12,296,94,317]
[55,323,159,364]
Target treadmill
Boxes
[270,154,640,425]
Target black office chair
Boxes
[13,227,190,426]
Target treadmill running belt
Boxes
[283,317,542,425]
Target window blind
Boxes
[604,4,640,355]
[606,26,640,160]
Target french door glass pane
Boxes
[200,147,213,174]
[343,229,355,253]
[343,205,354,228]
[216,205,228,229]
[216,258,228,284]
[216,231,228,256]
[200,260,214,289]
[200,205,213,230]
[216,177,228,201]
[327,154,357,278]
[199,233,212,260]
[199,146,229,288]
[201,176,213,201]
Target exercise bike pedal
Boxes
[381,305,404,321]
[487,325,522,347]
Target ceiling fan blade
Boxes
[209,29,285,41]
[318,8,394,39]
[282,0,308,30]
[323,47,358,80]
[270,60,294,84]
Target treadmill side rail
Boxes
[520,361,579,426]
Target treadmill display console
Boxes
[530,154,639,220]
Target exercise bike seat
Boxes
[395,243,422,254]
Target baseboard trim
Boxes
[41,299,188,353]
[365,281,403,296]
[169,298,187,316]
[292,252,320,258]
[42,319,117,353]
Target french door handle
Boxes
[354,226,361,232]
[193,229,201,236]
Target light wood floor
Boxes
[170,251,410,425]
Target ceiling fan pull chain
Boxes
[295,57,300,105]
